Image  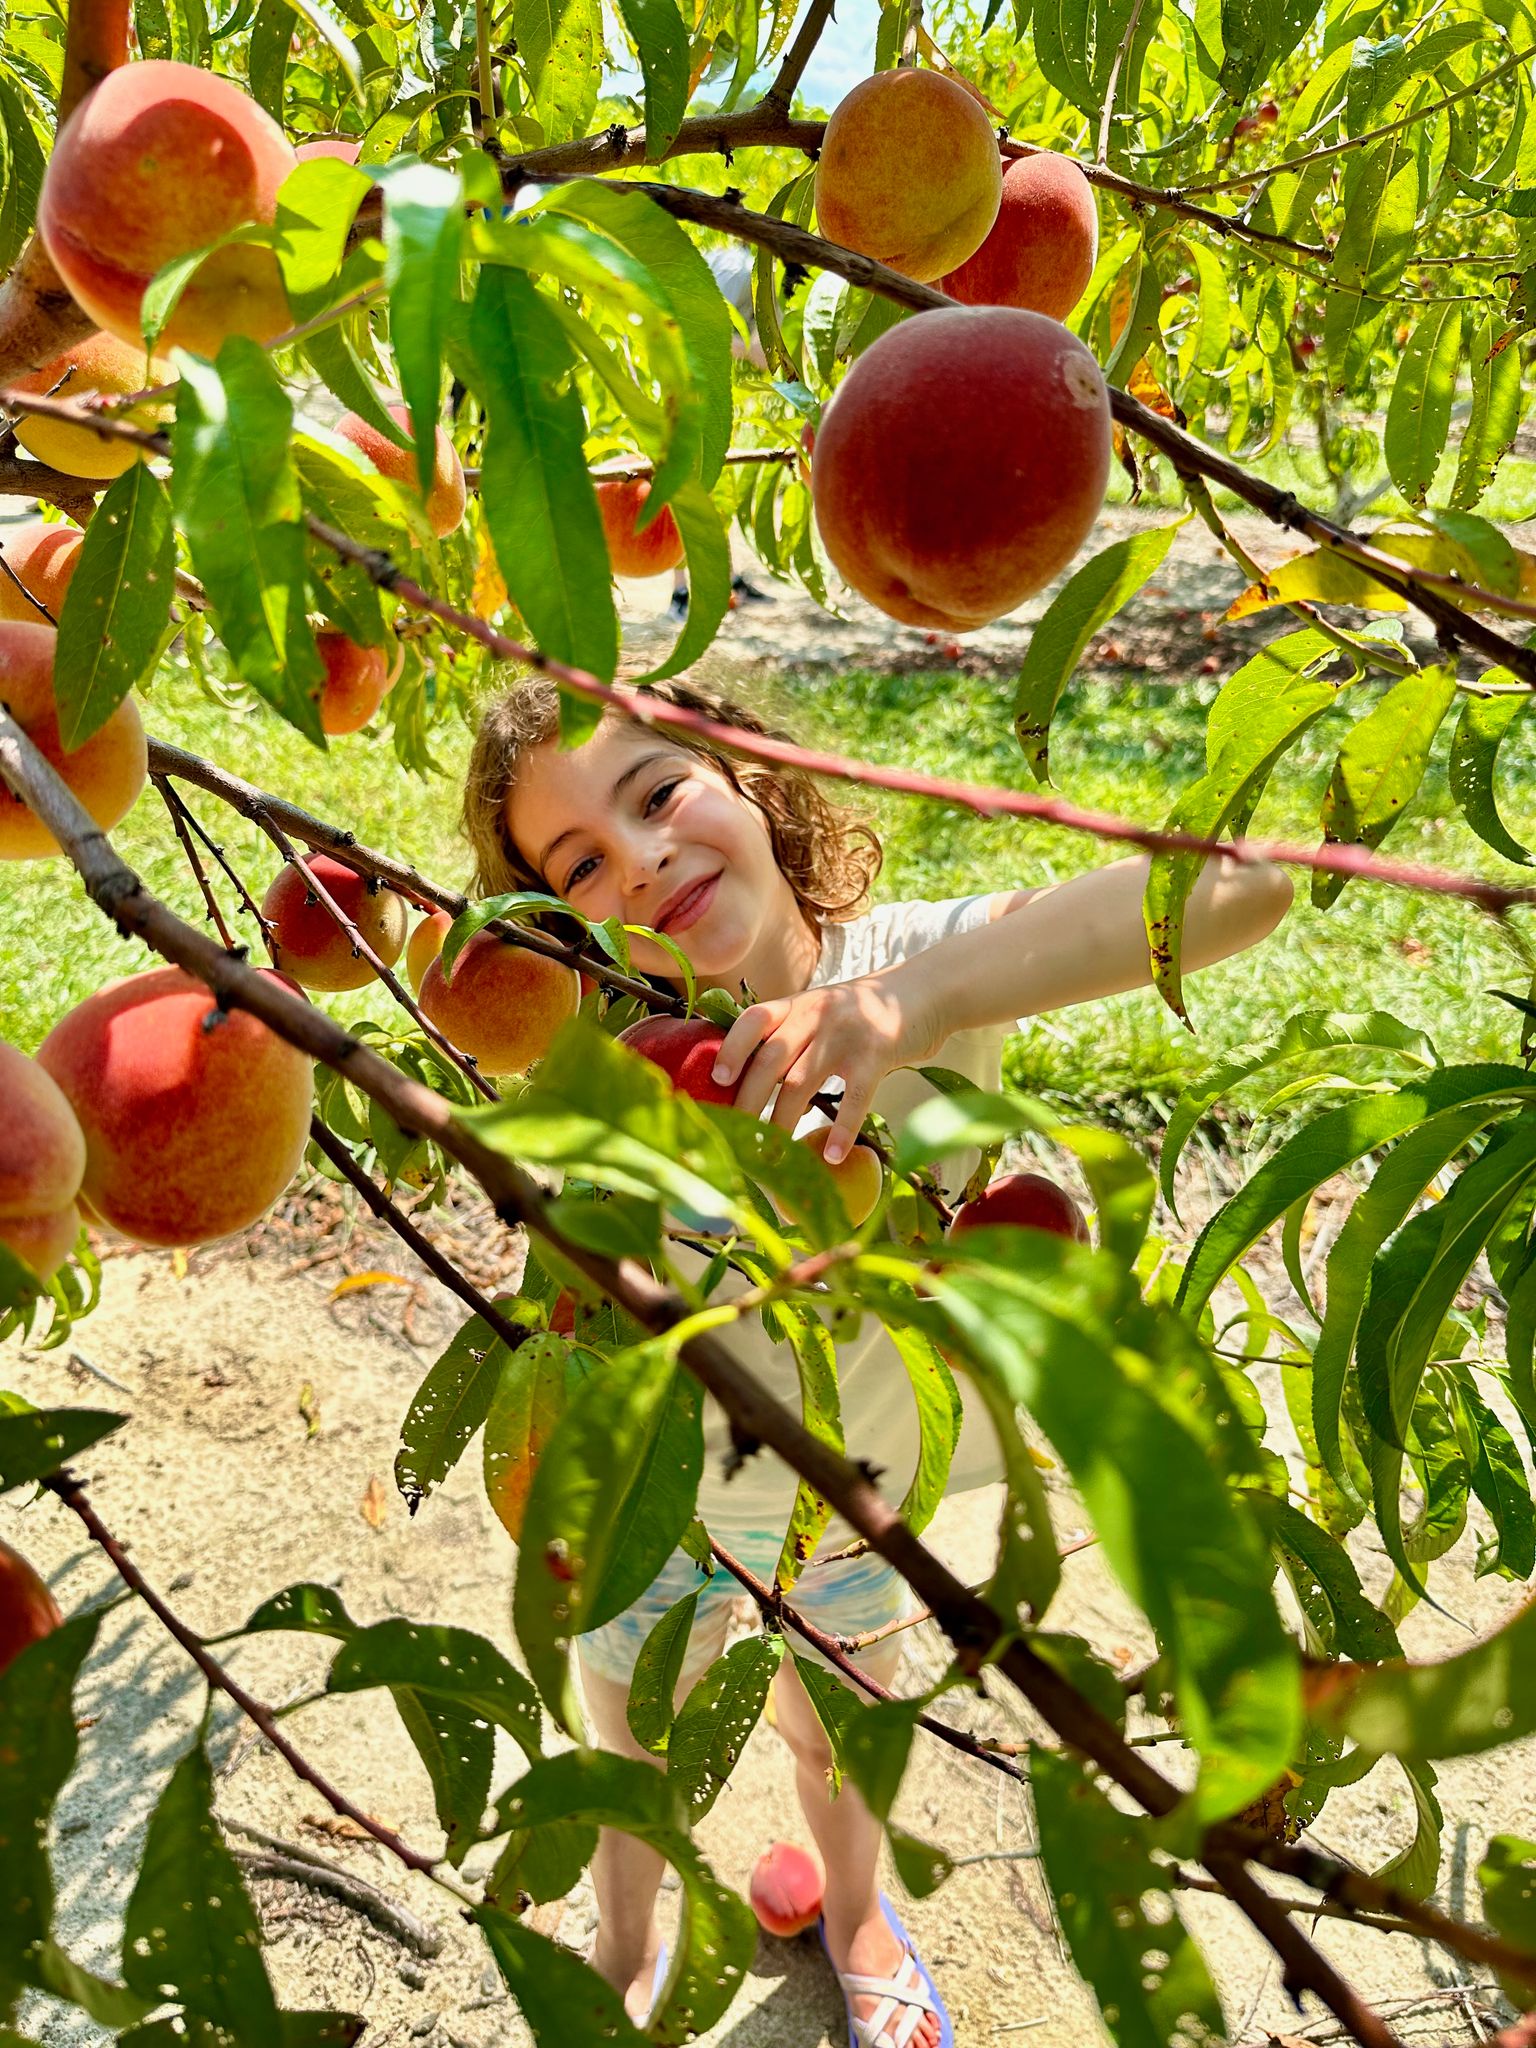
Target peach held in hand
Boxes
[36,967,314,1249]
[950,1171,1088,1242]
[418,930,580,1076]
[38,60,297,356]
[615,1015,739,1105]
[811,306,1111,632]
[799,1125,883,1227]
[750,1842,825,1937]
[262,855,409,993]
[941,152,1099,321]
[0,623,147,859]
[815,71,1002,282]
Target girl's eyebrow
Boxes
[537,750,676,875]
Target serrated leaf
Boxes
[617,0,689,156]
[53,466,174,749]
[1453,314,1523,510]
[1270,1499,1401,1661]
[239,1582,358,1638]
[484,1815,597,1906]
[1454,1370,1535,1579]
[513,1348,703,1733]
[395,1311,515,1509]
[1449,685,1533,866]
[390,1687,491,1865]
[1317,1595,1536,1760]
[512,0,601,140]
[465,266,617,682]
[0,1406,124,1490]
[476,1904,648,2045]
[1384,304,1463,507]
[1314,663,1458,909]
[770,1300,842,1591]
[170,341,325,742]
[667,1634,780,1818]
[122,1743,280,2038]
[274,157,374,316]
[327,1617,543,1757]
[1013,522,1184,784]
[274,0,363,95]
[376,159,462,503]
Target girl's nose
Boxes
[617,836,669,900]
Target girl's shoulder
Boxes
[812,892,1000,985]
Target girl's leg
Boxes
[772,1650,942,2048]
[577,1657,668,2019]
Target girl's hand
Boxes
[710,971,944,1163]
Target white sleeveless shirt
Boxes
[693,892,1011,1540]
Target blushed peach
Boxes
[0,622,147,859]
[615,1014,738,1104]
[295,137,362,163]
[418,930,579,1075]
[9,332,174,479]
[262,855,408,993]
[406,909,453,993]
[595,479,685,578]
[335,405,466,539]
[0,1039,87,1282]
[0,1542,62,1675]
[750,1842,825,1936]
[38,60,297,356]
[317,631,392,737]
[0,522,83,625]
[811,307,1111,631]
[950,1170,1087,1241]
[941,153,1099,321]
[36,966,314,1249]
[815,71,1001,282]
[799,1126,883,1227]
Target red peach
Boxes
[295,137,362,162]
[0,1541,63,1676]
[406,909,453,994]
[335,405,466,539]
[0,1039,87,1283]
[317,630,392,737]
[0,622,147,860]
[950,1171,1088,1242]
[749,1841,825,1937]
[940,152,1099,322]
[36,967,314,1248]
[38,60,297,356]
[811,307,1111,632]
[0,522,84,625]
[261,855,409,993]
[615,1015,738,1105]
[418,930,580,1076]
[595,479,685,579]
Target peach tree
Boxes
[3,0,1536,2043]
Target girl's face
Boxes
[505,719,815,992]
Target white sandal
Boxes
[819,1894,953,2048]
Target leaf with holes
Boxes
[667,1634,781,1818]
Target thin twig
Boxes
[1096,0,1150,165]
[222,1819,444,1958]
[153,775,237,947]
[760,0,839,111]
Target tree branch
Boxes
[760,0,839,111]
[222,1819,444,1957]
[57,0,131,124]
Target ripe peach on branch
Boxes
[950,1171,1088,1242]
[261,855,409,992]
[0,523,84,624]
[941,153,1099,321]
[0,1541,62,1676]
[595,478,685,578]
[615,1014,740,1104]
[336,405,467,539]
[418,930,581,1075]
[316,631,395,737]
[0,1039,87,1282]
[7,332,174,479]
[36,967,314,1248]
[0,622,146,858]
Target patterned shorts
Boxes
[577,1529,912,1687]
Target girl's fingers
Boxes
[821,1084,873,1166]
[712,1004,778,1089]
[769,1054,831,1136]
[733,1028,803,1119]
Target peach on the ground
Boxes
[815,71,1001,282]
[0,1542,63,1676]
[0,622,147,859]
[317,630,393,737]
[595,479,685,578]
[950,1170,1088,1241]
[9,332,175,479]
[941,153,1099,320]
[36,966,314,1249]
[335,405,466,539]
[0,522,84,624]
[0,1039,86,1282]
[615,1014,738,1105]
[811,306,1111,632]
[406,909,453,993]
[38,60,297,356]
[261,855,408,993]
[750,1842,825,1937]
[418,931,580,1075]
[798,1125,883,1227]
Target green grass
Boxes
[9,659,1532,1131]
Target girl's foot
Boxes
[589,1929,665,2023]
[823,1903,943,2048]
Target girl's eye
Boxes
[565,854,598,890]
[645,778,682,814]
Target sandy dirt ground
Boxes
[6,1163,1532,2048]
[6,534,1534,2046]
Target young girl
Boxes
[462,675,1292,2048]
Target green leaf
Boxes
[1314,664,1459,908]
[395,1310,517,1510]
[511,0,601,141]
[466,266,618,682]
[0,74,46,275]
[171,341,325,743]
[274,157,374,316]
[626,1589,701,1756]
[886,1826,954,1900]
[0,1612,99,1977]
[52,466,174,749]
[376,159,462,503]
[248,0,291,114]
[239,1582,358,1639]
[485,1816,597,1907]
[616,0,689,157]
[476,1904,648,2045]
[513,1348,704,1733]
[771,1300,843,1591]
[1383,304,1463,508]
[273,0,363,95]
[482,1330,576,1544]
[390,1688,493,1864]
[1013,521,1185,784]
[0,1406,124,1490]
[1479,1835,1536,2005]
[667,1634,780,1818]
[633,477,732,685]
[1146,629,1343,1018]
[122,1742,280,2039]
[1033,1749,1225,2048]
[1375,1757,1442,1901]
[1321,1593,1536,1760]
[839,1695,925,1824]
[883,1317,961,1536]
[1448,686,1533,867]
[1177,1065,1536,1315]
[327,1618,544,1758]
[27,1942,154,2026]
[1452,315,1523,511]
[1269,1500,1401,1662]
[1326,134,1419,384]
[1454,1371,1535,1579]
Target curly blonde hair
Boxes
[460,675,882,927]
